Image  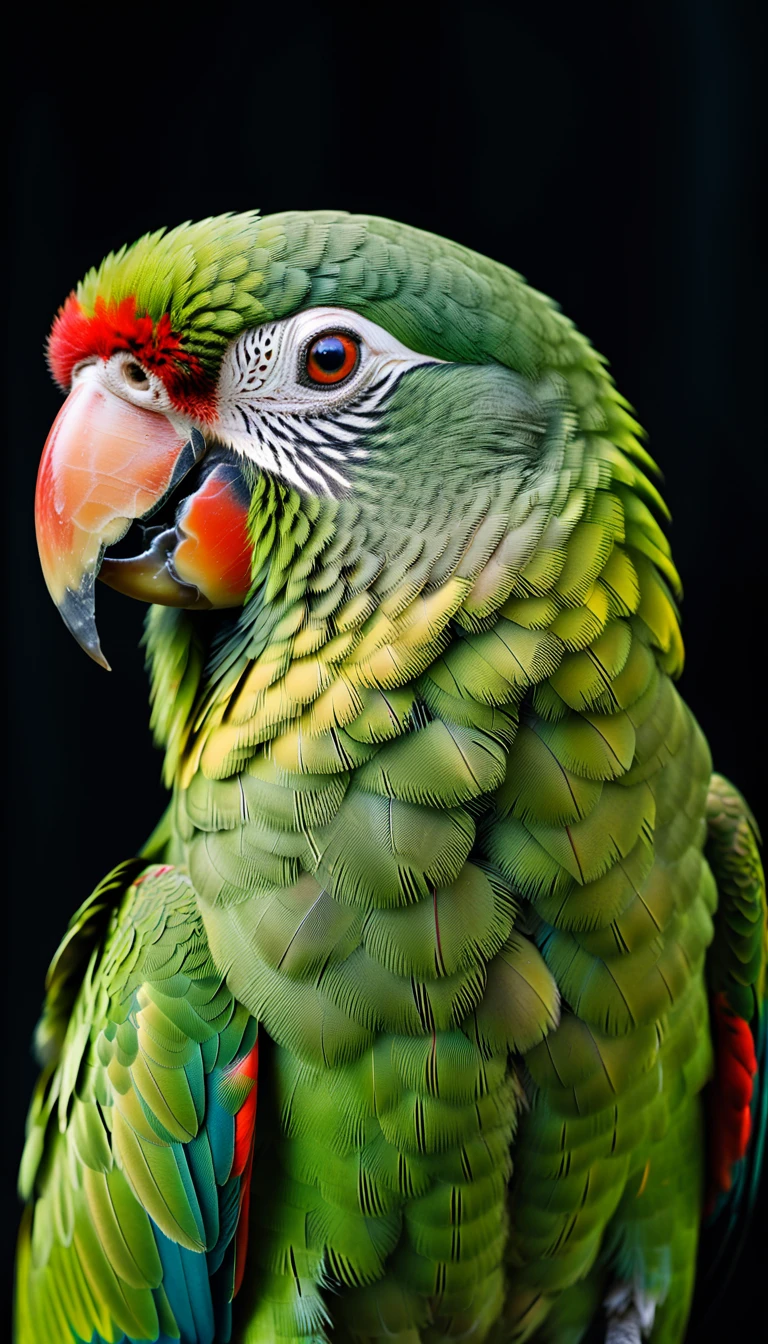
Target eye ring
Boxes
[304,331,360,386]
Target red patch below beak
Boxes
[173,463,254,604]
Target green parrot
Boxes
[17,211,766,1344]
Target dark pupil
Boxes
[311,336,347,372]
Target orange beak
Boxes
[35,369,252,667]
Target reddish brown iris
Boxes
[305,332,359,385]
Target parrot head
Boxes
[36,210,643,669]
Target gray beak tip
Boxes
[58,579,111,671]
[87,645,112,672]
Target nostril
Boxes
[122,360,151,391]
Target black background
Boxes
[2,1,765,1338]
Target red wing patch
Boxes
[705,992,758,1215]
[230,1038,259,1296]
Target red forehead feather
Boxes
[47,294,217,421]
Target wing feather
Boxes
[15,863,259,1344]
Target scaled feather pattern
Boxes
[17,211,767,1344]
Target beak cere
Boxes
[35,370,250,668]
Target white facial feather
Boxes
[213,307,439,496]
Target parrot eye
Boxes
[121,360,151,391]
[304,332,360,386]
